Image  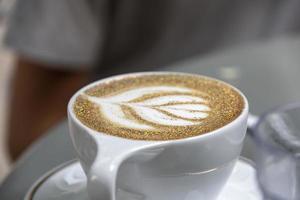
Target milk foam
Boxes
[83,86,210,130]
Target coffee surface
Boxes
[73,73,244,140]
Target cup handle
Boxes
[86,156,120,200]
[83,134,161,200]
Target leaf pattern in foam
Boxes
[84,86,210,130]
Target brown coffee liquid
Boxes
[73,73,244,140]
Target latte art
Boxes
[74,73,244,140]
[83,86,210,130]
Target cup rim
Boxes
[68,71,249,144]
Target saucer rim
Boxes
[24,159,79,200]
[24,157,255,200]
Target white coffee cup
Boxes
[68,72,249,200]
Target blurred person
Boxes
[5,0,300,160]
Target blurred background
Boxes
[0,1,300,199]
[0,0,14,180]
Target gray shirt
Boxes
[5,0,300,77]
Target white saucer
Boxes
[25,158,262,200]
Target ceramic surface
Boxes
[67,72,249,200]
[25,159,262,200]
